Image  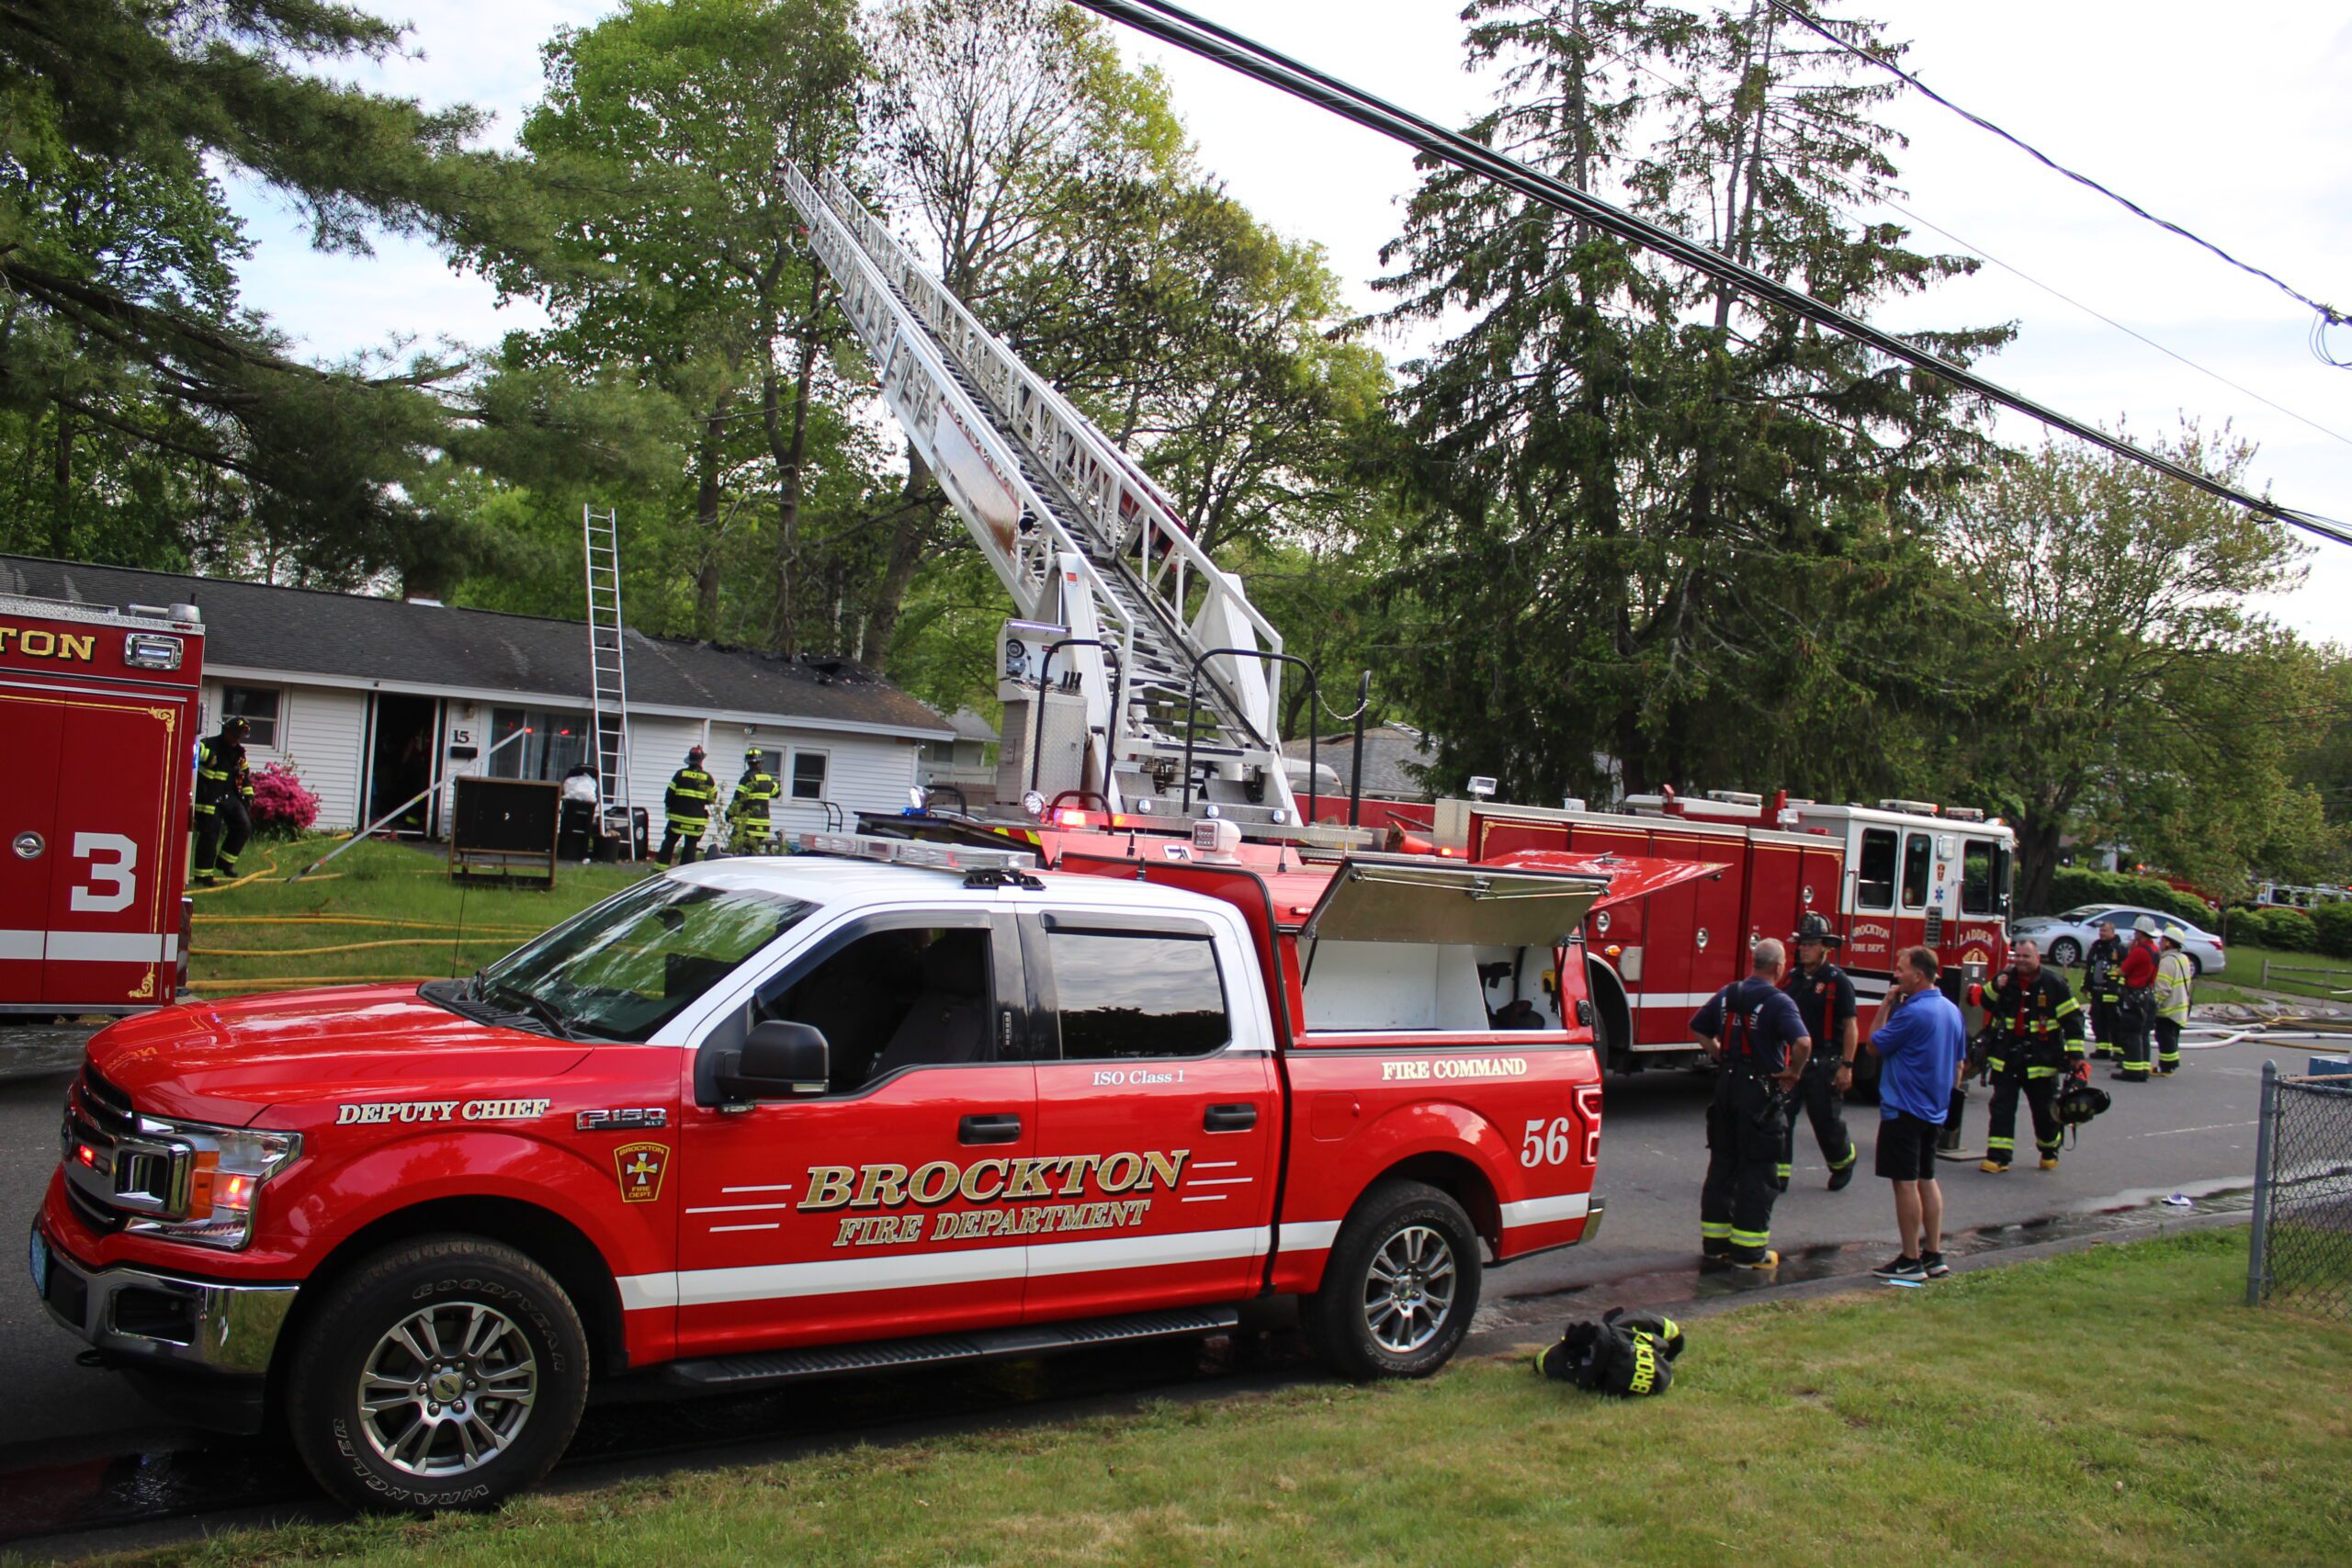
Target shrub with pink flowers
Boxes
[248,758,322,835]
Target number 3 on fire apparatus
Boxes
[1521,1116,1573,1168]
[69,832,138,913]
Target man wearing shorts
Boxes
[1863,946,1968,1281]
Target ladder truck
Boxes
[780,164,1304,832]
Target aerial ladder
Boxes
[780,162,1304,829]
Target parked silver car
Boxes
[2010,906,2227,975]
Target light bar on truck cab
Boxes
[1941,807,1986,822]
[797,831,1038,874]
[1877,798,1940,816]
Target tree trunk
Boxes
[2017,815,2064,915]
[693,397,730,638]
[863,445,949,665]
[50,400,70,557]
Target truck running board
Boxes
[656,1305,1243,1393]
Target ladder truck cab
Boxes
[1,591,204,1018]
[1430,789,2013,1080]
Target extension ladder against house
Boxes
[582,505,635,832]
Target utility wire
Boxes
[1071,0,2352,549]
[1573,31,2352,454]
[1762,0,2350,355]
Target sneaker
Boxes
[1979,1159,2008,1173]
[1872,1255,1926,1280]
[1921,1250,1951,1278]
[1729,1250,1781,1272]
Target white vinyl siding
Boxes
[201,680,369,832]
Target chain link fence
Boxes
[2247,1060,2352,1316]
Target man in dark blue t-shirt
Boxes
[1864,945,1969,1280]
[1690,938,1812,1270]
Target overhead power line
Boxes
[1069,0,2352,549]
[1761,0,2350,362]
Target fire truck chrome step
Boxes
[657,1306,1243,1391]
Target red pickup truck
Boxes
[34,829,1703,1511]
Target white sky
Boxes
[225,1,2352,641]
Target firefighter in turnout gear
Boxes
[727,746,780,854]
[2084,919,2126,1059]
[1691,939,1812,1270]
[1781,913,1860,1191]
[2115,916,2161,1081]
[659,744,717,865]
[1978,939,2086,1172]
[2153,925,2195,1077]
[190,716,254,886]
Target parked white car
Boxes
[2011,906,2227,975]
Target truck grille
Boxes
[60,1059,178,1230]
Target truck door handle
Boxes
[958,1113,1022,1145]
[1203,1103,1258,1133]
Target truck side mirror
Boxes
[717,1021,830,1102]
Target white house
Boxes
[1,555,955,840]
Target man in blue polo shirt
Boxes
[1864,946,1968,1280]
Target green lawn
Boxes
[2186,943,2352,1008]
[187,838,655,993]
[79,1232,2352,1568]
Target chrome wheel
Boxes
[1362,1224,1458,1354]
[357,1302,538,1477]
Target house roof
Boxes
[0,555,951,739]
[944,707,1000,744]
[1280,724,1437,801]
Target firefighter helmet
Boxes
[2162,924,2188,946]
[686,744,707,765]
[745,745,763,764]
[2055,1075,2111,1132]
[1792,912,1841,948]
[222,716,249,741]
[2132,915,2161,936]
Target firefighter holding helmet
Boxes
[727,746,780,854]
[660,744,717,865]
[190,716,255,886]
[1977,938,2086,1173]
[1781,913,1861,1191]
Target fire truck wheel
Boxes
[284,1235,590,1514]
[1303,1179,1482,1381]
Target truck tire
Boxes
[1302,1179,1482,1381]
[284,1235,590,1513]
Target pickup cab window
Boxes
[752,924,999,1089]
[1046,931,1229,1059]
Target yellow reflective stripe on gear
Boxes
[1730,1228,1770,1246]
[2026,1066,2059,1079]
[2053,997,2080,1016]
[1628,1336,1658,1394]
[1700,1221,1733,1238]
[1985,1136,2015,1150]
[1986,1057,2007,1073]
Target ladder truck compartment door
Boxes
[0,692,65,1005]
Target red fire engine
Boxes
[1432,788,2016,1074]
[1,591,203,1017]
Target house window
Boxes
[489,707,592,780]
[221,685,281,749]
[789,749,829,801]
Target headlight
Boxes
[120,1116,300,1251]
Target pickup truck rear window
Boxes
[1048,931,1229,1060]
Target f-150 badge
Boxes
[615,1142,670,1203]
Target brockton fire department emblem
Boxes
[614,1142,670,1203]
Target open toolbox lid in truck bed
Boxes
[1299,850,1723,947]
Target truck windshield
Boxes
[474,875,815,1042]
